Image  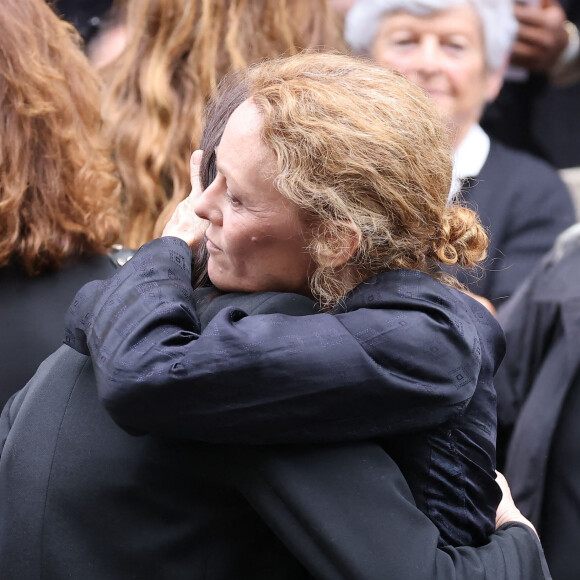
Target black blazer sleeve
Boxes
[234,443,551,580]
[65,237,484,443]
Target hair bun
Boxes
[435,205,488,268]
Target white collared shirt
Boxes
[449,124,491,202]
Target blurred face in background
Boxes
[372,4,503,147]
[329,0,357,16]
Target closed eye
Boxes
[225,189,242,208]
[393,38,416,47]
[444,36,469,53]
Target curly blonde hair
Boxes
[0,0,121,276]
[203,53,488,308]
[100,0,346,249]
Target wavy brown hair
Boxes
[0,0,121,276]
[202,53,488,308]
[100,0,346,248]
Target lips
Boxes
[205,237,222,252]
[420,86,449,99]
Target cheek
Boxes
[224,223,270,265]
[450,60,487,89]
[375,50,409,73]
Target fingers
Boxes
[511,2,568,70]
[190,150,204,198]
[494,471,539,538]
[495,470,518,529]
[510,42,547,69]
[161,149,208,247]
[513,4,547,29]
[161,195,207,246]
[495,470,511,499]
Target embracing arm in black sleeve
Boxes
[65,236,495,444]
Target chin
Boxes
[208,276,234,292]
[207,273,249,293]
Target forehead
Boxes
[215,99,278,188]
[381,4,482,36]
[220,99,264,150]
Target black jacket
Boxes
[65,237,507,547]
[0,290,551,580]
[0,254,117,406]
[454,140,575,305]
[494,224,580,579]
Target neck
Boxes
[451,123,472,151]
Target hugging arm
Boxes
[66,237,480,443]
[234,442,550,580]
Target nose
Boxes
[193,177,223,226]
[414,37,442,76]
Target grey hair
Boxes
[344,0,517,71]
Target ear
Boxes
[315,221,361,269]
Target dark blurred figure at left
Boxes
[49,0,127,67]
[0,0,122,405]
[50,0,114,44]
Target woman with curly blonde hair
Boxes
[0,0,122,402]
[99,0,345,249]
[69,53,512,551]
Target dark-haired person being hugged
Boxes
[68,51,545,557]
[0,0,122,404]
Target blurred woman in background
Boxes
[0,0,122,403]
[99,0,346,248]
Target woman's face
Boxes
[194,100,315,295]
[372,4,503,146]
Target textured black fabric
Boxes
[0,349,551,578]
[451,140,575,305]
[65,236,506,547]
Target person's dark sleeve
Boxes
[494,265,542,432]
[494,246,564,467]
[233,442,551,580]
[65,237,480,443]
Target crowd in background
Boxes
[1,0,580,578]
